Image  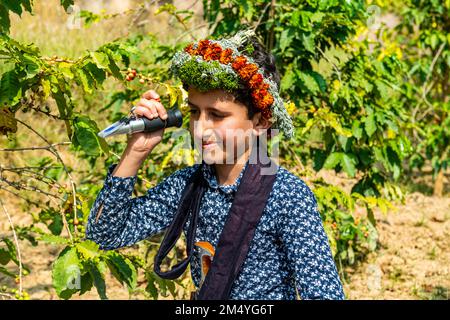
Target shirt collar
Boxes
[201,158,250,194]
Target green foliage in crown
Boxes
[174,57,241,93]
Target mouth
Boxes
[202,141,217,149]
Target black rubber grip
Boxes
[142,108,183,133]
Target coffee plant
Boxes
[0,0,447,299]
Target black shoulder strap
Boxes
[153,165,206,279]
[196,158,278,300]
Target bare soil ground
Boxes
[342,192,450,300]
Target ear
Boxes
[252,112,272,137]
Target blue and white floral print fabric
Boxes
[85,159,345,300]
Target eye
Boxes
[211,112,225,118]
[189,108,198,115]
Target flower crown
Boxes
[170,29,294,140]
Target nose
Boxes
[192,114,214,141]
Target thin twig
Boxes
[29,105,71,121]
[0,177,63,200]
[414,42,446,122]
[253,2,272,32]
[317,46,342,83]
[4,169,64,189]
[422,42,445,95]
[0,292,14,300]
[173,21,216,44]
[0,199,23,296]
[14,118,75,241]
[0,142,71,152]
[267,0,276,51]
[0,165,62,171]
[0,186,42,207]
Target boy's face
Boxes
[188,86,264,165]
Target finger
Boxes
[137,99,158,118]
[142,99,166,119]
[143,89,160,101]
[134,106,155,120]
[153,101,168,120]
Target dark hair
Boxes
[182,35,280,119]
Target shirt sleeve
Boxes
[278,183,345,300]
[85,163,196,250]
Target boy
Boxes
[86,30,345,300]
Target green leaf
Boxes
[88,262,108,300]
[51,88,73,138]
[39,233,69,245]
[0,248,11,265]
[323,152,342,170]
[310,11,325,23]
[0,70,22,106]
[75,240,100,260]
[279,28,295,52]
[90,51,109,70]
[21,0,32,12]
[313,149,327,171]
[364,112,376,137]
[352,120,363,139]
[106,55,123,80]
[297,71,320,94]
[75,68,94,94]
[341,153,357,177]
[79,272,93,295]
[375,80,389,101]
[106,251,137,290]
[367,209,377,227]
[58,62,74,79]
[0,4,11,33]
[280,65,295,92]
[84,62,106,88]
[310,71,327,93]
[301,33,315,53]
[21,53,40,79]
[60,0,74,11]
[52,246,81,299]
[145,275,158,299]
[71,115,108,157]
[48,214,63,235]
[2,0,23,16]
[0,265,15,277]
[1,238,17,264]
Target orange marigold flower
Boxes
[197,39,211,55]
[202,47,214,61]
[238,63,258,81]
[203,43,222,61]
[231,56,248,71]
[248,73,263,89]
[261,94,274,107]
[251,89,274,109]
[184,43,196,55]
[219,48,233,64]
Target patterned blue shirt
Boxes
[85,159,345,300]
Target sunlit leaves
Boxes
[71,115,109,158]
[52,247,81,300]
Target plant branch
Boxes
[14,118,75,241]
[0,199,23,296]
[0,142,71,152]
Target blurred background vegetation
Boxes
[0,0,448,300]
